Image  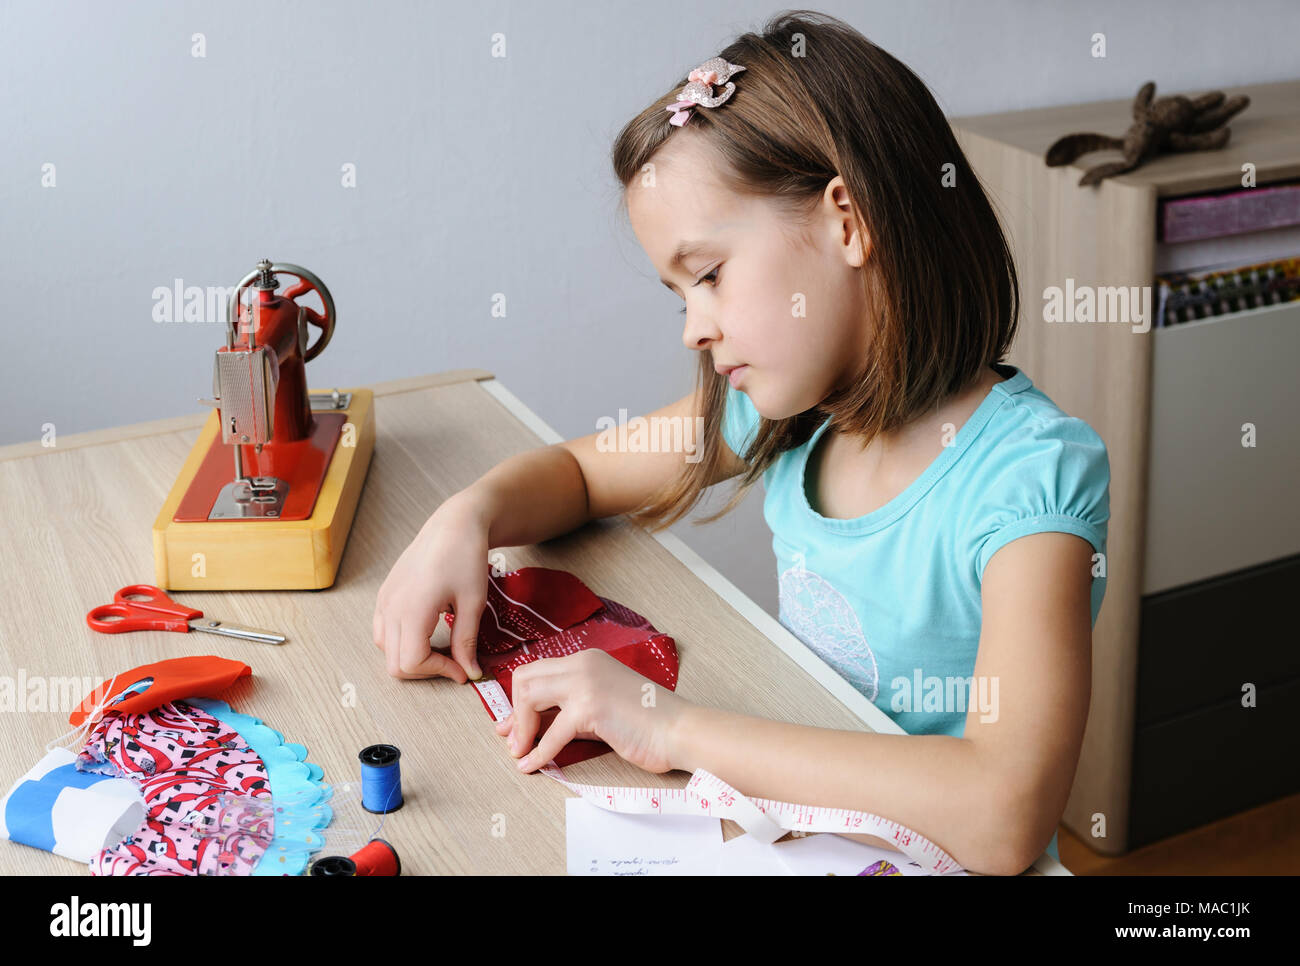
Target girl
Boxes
[373,10,1108,876]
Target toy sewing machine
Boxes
[152,260,375,590]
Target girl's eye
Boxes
[678,266,720,314]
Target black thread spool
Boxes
[310,855,357,876]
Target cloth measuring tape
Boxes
[473,678,964,875]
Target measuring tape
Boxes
[473,678,964,875]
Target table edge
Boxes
[0,368,496,462]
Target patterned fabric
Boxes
[79,700,273,876]
[448,567,679,767]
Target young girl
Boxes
[373,10,1108,876]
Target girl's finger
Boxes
[506,694,542,757]
[517,709,579,772]
[505,664,568,755]
[383,615,404,677]
[450,592,485,680]
[399,615,466,681]
[412,649,474,681]
[499,708,559,746]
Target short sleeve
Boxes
[971,414,1111,622]
[720,383,762,460]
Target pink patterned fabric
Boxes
[79,701,272,875]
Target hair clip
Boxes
[665,57,746,127]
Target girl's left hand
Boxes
[494,649,687,774]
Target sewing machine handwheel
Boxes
[275,265,336,362]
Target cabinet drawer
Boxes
[1128,676,1300,850]
[1136,552,1300,725]
[1144,299,1300,594]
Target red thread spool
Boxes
[310,838,401,876]
[351,838,401,876]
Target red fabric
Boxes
[444,567,678,766]
[70,657,252,727]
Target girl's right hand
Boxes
[373,494,489,684]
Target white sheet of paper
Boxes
[711,832,793,875]
[565,798,722,876]
[773,833,962,876]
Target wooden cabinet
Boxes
[952,79,1300,854]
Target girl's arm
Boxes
[376,388,741,680]
[454,387,745,546]
[664,530,1095,876]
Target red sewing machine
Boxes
[153,260,375,590]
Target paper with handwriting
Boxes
[565,798,722,875]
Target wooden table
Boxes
[0,370,1061,875]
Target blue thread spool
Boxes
[359,743,403,813]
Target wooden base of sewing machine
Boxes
[152,387,375,590]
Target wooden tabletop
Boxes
[0,370,1057,875]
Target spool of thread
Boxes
[309,839,401,877]
[359,743,403,813]
[310,854,357,876]
[352,837,401,876]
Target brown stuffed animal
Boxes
[1045,81,1250,186]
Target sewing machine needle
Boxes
[186,618,287,645]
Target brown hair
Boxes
[613,9,1019,531]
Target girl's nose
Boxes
[681,309,720,352]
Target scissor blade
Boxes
[187,618,287,645]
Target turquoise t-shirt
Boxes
[720,363,1109,866]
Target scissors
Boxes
[86,584,287,645]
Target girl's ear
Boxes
[823,175,870,269]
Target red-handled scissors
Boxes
[86,584,287,645]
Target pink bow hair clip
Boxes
[665,57,746,127]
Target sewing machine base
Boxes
[152,387,375,590]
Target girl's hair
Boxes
[612,9,1019,532]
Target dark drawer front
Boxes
[1127,676,1300,850]
[1136,552,1300,726]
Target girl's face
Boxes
[626,132,872,420]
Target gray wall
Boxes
[3,0,1294,618]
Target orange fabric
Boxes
[69,656,252,726]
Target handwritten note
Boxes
[565,798,722,876]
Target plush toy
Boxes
[1045,81,1250,187]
